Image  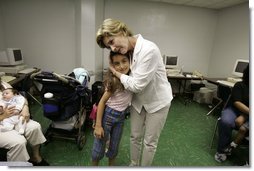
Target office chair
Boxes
[206,97,223,116]
[206,84,232,116]
[209,94,232,149]
[209,83,233,149]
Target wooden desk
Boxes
[8,74,26,87]
[168,73,202,105]
[0,74,26,88]
[1,68,40,90]
[203,77,232,115]
[204,77,225,85]
[168,74,202,94]
[204,77,235,88]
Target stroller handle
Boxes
[30,71,69,84]
[53,73,69,84]
[30,70,42,80]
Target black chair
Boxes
[209,94,231,149]
[206,84,231,116]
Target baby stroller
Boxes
[30,69,92,150]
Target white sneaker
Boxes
[214,152,227,162]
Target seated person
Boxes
[0,79,49,166]
[0,88,27,134]
[215,64,249,162]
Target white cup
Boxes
[44,92,53,99]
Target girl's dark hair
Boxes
[242,64,249,85]
[104,51,131,93]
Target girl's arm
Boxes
[94,90,112,139]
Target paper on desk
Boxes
[1,75,16,83]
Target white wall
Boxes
[0,0,76,74]
[0,0,249,79]
[208,3,249,77]
[0,0,104,85]
[103,0,249,77]
[104,0,218,75]
[80,0,104,83]
[0,4,6,50]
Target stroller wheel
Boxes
[77,132,86,150]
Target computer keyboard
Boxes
[1,75,16,83]
[216,80,235,87]
[167,73,184,77]
[227,77,242,83]
[18,68,37,74]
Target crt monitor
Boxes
[164,55,178,69]
[232,59,249,77]
[0,48,24,66]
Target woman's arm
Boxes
[20,100,30,122]
[94,90,112,139]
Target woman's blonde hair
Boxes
[103,51,131,93]
[96,18,133,48]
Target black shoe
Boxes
[29,158,49,166]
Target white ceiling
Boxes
[135,0,248,9]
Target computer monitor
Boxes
[0,48,24,66]
[232,59,249,77]
[164,55,178,69]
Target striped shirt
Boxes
[106,89,132,112]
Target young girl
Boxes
[91,51,132,166]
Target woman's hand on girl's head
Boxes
[109,64,116,75]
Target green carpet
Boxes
[29,96,249,167]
